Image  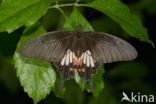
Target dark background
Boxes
[0,0,156,104]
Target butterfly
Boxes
[21,31,137,81]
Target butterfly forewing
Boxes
[21,31,72,62]
[21,31,137,80]
[85,32,138,63]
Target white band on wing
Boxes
[60,49,95,69]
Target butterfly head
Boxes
[74,25,84,32]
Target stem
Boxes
[57,7,67,18]
[59,3,75,7]
[49,3,87,9]
[48,1,88,18]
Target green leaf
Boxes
[88,0,150,42]
[14,23,56,103]
[64,8,104,97]
[0,0,53,33]
[64,7,94,31]
[75,66,105,98]
[92,66,105,97]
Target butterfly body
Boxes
[21,31,137,80]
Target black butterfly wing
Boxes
[21,31,73,62]
[21,31,77,80]
[21,31,138,81]
[76,32,138,80]
[85,32,138,64]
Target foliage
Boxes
[0,0,53,32]
[0,0,152,103]
[88,0,149,42]
[14,23,56,103]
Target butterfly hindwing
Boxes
[55,49,99,80]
